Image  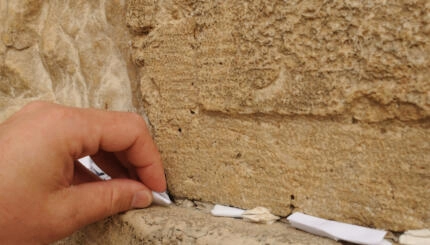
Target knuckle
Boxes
[21,100,50,112]
[129,112,146,124]
[45,107,68,122]
[21,101,70,121]
[128,113,148,130]
[107,186,124,215]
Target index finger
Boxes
[57,104,166,192]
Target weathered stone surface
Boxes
[129,0,430,231]
[54,205,340,245]
[0,0,138,122]
[1,0,429,234]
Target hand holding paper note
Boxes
[0,102,167,244]
[79,156,172,207]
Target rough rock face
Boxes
[1,0,429,233]
[55,205,340,245]
[0,0,138,121]
[128,0,430,231]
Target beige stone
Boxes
[129,0,430,231]
[54,205,341,245]
[0,0,429,234]
[0,0,139,122]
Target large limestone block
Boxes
[0,0,138,121]
[129,0,430,231]
[55,205,340,245]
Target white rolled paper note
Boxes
[242,207,280,224]
[287,212,390,245]
[399,229,430,245]
[211,204,245,218]
[152,191,172,206]
[77,156,112,180]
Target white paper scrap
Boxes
[77,156,111,180]
[242,207,280,224]
[399,229,430,245]
[287,212,389,245]
[152,191,172,206]
[78,156,93,169]
[211,204,245,218]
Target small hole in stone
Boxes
[236,152,242,158]
[178,128,182,133]
[380,128,387,134]
[290,194,295,200]
[351,117,358,124]
[190,110,195,114]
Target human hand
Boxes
[0,101,166,244]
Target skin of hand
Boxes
[0,101,166,244]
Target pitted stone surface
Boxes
[54,205,340,245]
[128,0,430,230]
[0,0,139,121]
[0,0,429,233]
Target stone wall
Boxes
[1,0,429,231]
[0,0,139,120]
[128,0,429,231]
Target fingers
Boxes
[53,179,153,234]
[24,101,166,192]
[91,151,130,179]
[70,107,166,192]
[73,161,101,184]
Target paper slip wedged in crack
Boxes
[399,229,430,245]
[211,205,279,224]
[211,204,245,218]
[242,207,280,224]
[287,212,390,245]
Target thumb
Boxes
[54,179,153,233]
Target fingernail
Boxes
[131,190,152,208]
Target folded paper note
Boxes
[211,204,245,218]
[77,156,111,180]
[399,229,430,245]
[242,207,280,224]
[211,205,279,224]
[287,212,390,245]
[152,191,172,206]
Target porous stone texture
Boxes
[54,205,340,245]
[1,0,429,234]
[128,0,430,231]
[0,0,139,121]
